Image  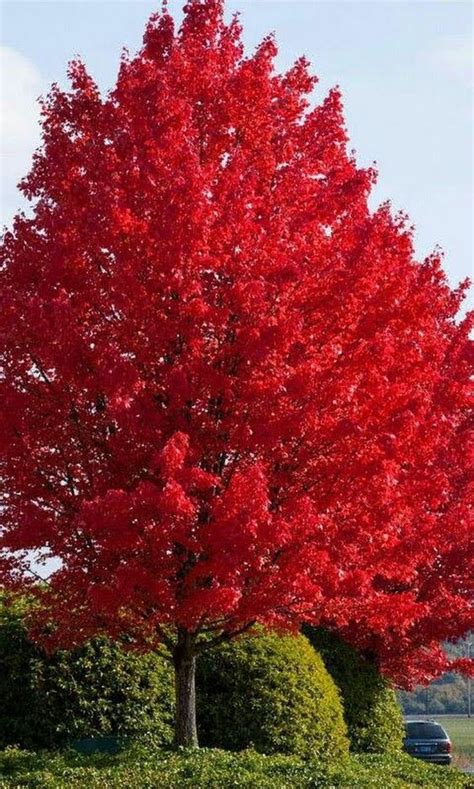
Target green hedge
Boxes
[197,629,349,760]
[0,596,174,750]
[0,745,469,788]
[304,626,405,754]
[0,592,405,760]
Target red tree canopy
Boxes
[1,0,472,686]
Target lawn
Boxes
[0,745,472,788]
[441,717,474,769]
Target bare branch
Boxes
[196,620,257,653]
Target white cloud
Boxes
[422,34,473,79]
[0,46,45,226]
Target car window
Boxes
[405,722,446,739]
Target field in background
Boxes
[443,717,474,769]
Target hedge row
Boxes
[0,745,469,788]
[1,596,404,759]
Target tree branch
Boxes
[195,620,256,653]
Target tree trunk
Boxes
[173,629,198,747]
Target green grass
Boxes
[441,717,474,768]
[0,744,471,788]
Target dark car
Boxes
[403,720,452,765]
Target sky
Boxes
[1,0,473,309]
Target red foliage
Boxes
[1,0,472,686]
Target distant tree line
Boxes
[398,636,472,715]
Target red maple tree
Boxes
[1,0,472,745]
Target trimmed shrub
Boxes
[304,626,405,754]
[0,595,174,749]
[197,629,349,760]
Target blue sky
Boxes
[1,0,472,308]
